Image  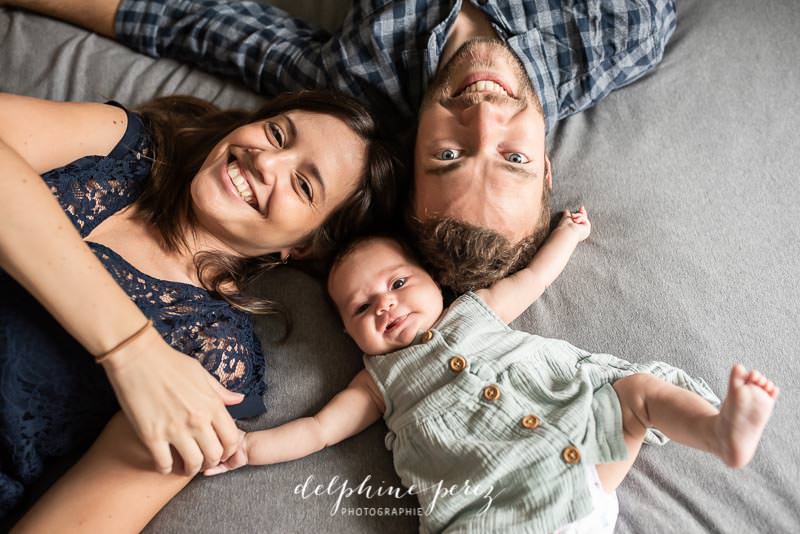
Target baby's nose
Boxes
[377,295,396,314]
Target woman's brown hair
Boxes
[133,92,398,315]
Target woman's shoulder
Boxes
[42,103,153,237]
[0,94,133,174]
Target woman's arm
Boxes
[476,208,591,324]
[207,370,383,473]
[0,93,243,475]
[12,412,193,534]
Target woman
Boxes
[0,90,397,528]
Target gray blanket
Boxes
[1,1,797,532]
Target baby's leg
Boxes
[12,411,193,534]
[596,365,778,493]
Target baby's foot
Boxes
[715,364,779,468]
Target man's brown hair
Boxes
[408,182,551,293]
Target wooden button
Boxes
[521,415,540,429]
[420,330,434,343]
[449,355,467,373]
[562,446,581,465]
[482,385,501,401]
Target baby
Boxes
[206,208,778,533]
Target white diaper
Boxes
[553,464,619,534]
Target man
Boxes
[8,0,676,291]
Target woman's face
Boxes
[190,110,366,257]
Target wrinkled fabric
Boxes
[364,292,718,533]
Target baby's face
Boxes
[328,238,444,355]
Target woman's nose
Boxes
[253,148,294,186]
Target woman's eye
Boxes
[391,278,406,290]
[297,176,313,201]
[435,149,461,161]
[505,152,529,164]
[355,303,369,315]
[267,123,285,147]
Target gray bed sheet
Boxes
[1,1,798,532]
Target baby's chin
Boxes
[360,331,418,356]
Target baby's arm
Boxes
[476,208,590,324]
[206,370,384,473]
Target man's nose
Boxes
[458,101,515,149]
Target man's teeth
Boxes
[461,80,509,96]
[228,162,256,208]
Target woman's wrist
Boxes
[97,324,164,374]
[95,319,153,364]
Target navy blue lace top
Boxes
[0,103,266,519]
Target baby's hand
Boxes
[203,429,248,476]
[556,206,591,242]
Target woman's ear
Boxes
[287,243,314,260]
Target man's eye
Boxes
[267,123,285,147]
[355,303,369,315]
[435,149,461,161]
[505,152,529,164]
[391,278,406,290]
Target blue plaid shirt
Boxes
[116,0,676,132]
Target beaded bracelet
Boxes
[95,319,153,364]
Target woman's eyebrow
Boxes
[286,115,327,202]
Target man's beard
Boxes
[421,37,541,113]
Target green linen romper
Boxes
[363,292,719,534]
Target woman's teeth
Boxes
[227,162,257,208]
[460,80,509,96]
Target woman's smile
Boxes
[227,160,257,209]
[222,153,262,213]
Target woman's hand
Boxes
[100,325,245,476]
[203,429,249,476]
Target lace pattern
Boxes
[39,113,266,398]
[1,109,268,516]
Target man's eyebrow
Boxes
[286,115,327,202]
[497,161,538,180]
[424,160,466,176]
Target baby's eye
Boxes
[505,152,529,164]
[435,149,461,161]
[355,303,369,315]
[391,278,406,290]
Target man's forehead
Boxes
[414,169,543,243]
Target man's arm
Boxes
[476,208,590,324]
[5,0,334,96]
[3,0,118,37]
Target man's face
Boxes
[414,39,551,243]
